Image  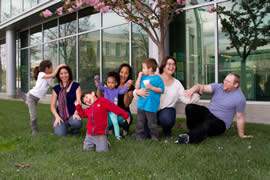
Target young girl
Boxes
[94,72,132,140]
[18,60,65,135]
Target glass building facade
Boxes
[0,0,270,102]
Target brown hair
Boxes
[230,73,240,87]
[142,58,158,72]
[33,60,52,80]
[81,91,97,105]
[159,56,176,74]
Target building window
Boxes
[115,43,121,57]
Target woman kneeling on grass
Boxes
[50,66,82,136]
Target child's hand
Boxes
[94,75,100,80]
[57,64,66,69]
[138,72,144,77]
[145,83,152,90]
[126,80,133,88]
[124,117,131,124]
[74,100,79,106]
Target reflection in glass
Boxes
[30,25,42,45]
[79,8,100,32]
[79,31,100,92]
[103,11,126,28]
[59,37,76,79]
[59,13,77,38]
[30,46,42,88]
[1,0,11,22]
[24,0,38,10]
[102,24,129,82]
[218,1,270,101]
[44,20,58,42]
[44,42,58,93]
[186,0,213,7]
[12,0,22,17]
[132,24,149,80]
[0,44,6,92]
[20,48,29,92]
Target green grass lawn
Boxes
[0,99,270,180]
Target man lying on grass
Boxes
[75,91,130,152]
[176,73,253,144]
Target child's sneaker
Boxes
[175,133,189,144]
[116,136,121,141]
[122,130,128,137]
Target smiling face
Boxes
[59,68,70,83]
[83,92,96,106]
[107,76,118,90]
[223,74,238,92]
[163,58,176,76]
[119,66,130,84]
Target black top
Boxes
[117,85,135,112]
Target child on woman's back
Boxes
[17,60,65,135]
[135,58,164,141]
[95,72,132,140]
[75,91,130,152]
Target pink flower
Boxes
[177,0,181,5]
[67,8,74,13]
[207,5,214,13]
[57,7,63,15]
[111,0,117,3]
[76,0,83,8]
[161,4,168,8]
[137,19,144,24]
[100,6,110,13]
[42,9,53,17]
[65,0,71,5]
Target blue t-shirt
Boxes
[209,83,246,129]
[53,82,80,115]
[137,75,164,113]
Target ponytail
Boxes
[33,66,40,80]
[34,60,52,80]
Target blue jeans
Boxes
[53,115,83,136]
[145,107,176,137]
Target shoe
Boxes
[107,141,111,148]
[108,130,113,136]
[122,130,128,137]
[116,136,121,141]
[175,133,189,144]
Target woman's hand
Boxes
[54,116,64,128]
[73,113,81,121]
[136,88,150,98]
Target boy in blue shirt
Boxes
[135,58,164,141]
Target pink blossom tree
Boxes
[42,0,186,63]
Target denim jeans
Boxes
[53,115,83,136]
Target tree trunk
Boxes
[158,42,165,64]
[240,59,247,95]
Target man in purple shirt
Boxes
[176,73,253,144]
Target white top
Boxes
[29,72,52,99]
[159,78,200,110]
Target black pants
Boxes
[185,104,226,143]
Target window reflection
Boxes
[102,24,129,82]
[79,8,101,32]
[30,25,42,45]
[44,20,58,42]
[59,13,77,38]
[79,31,100,92]
[132,24,149,80]
[30,46,42,88]
[1,0,11,22]
[12,0,23,17]
[59,37,76,79]
[103,11,126,28]
[20,48,29,92]
[0,43,6,92]
[218,1,270,101]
